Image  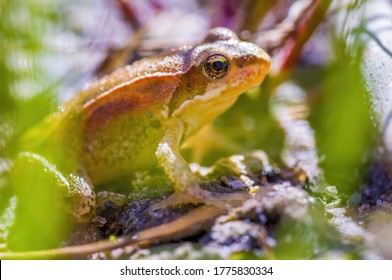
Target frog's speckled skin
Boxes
[14,28,270,222]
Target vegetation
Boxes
[0,0,387,259]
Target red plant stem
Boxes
[116,0,145,29]
[279,0,333,72]
[241,0,278,33]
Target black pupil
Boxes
[211,60,226,71]
[203,55,229,79]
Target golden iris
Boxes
[202,54,230,79]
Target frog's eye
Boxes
[202,54,230,79]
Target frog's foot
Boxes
[149,188,248,214]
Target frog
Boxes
[11,27,271,224]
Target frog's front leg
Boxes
[12,152,96,223]
[152,118,226,211]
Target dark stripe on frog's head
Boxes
[168,65,209,116]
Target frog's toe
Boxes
[149,189,231,214]
[149,192,196,214]
[211,191,250,207]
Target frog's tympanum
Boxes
[12,28,271,223]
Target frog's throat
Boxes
[171,83,238,136]
[172,83,226,117]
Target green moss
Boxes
[128,174,174,202]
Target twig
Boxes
[279,0,334,72]
[240,0,278,33]
[0,203,236,259]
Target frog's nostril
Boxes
[235,55,256,68]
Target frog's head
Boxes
[170,27,271,136]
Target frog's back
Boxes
[68,49,191,110]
